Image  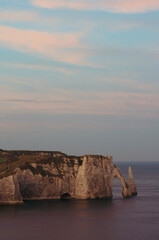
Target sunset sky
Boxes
[0,0,159,161]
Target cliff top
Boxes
[0,149,112,179]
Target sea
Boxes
[0,162,159,240]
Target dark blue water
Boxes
[0,162,159,240]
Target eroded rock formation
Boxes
[127,166,137,196]
[0,150,137,204]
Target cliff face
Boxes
[0,150,137,204]
[0,175,23,204]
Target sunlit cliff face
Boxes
[0,150,137,204]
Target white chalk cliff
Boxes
[0,151,137,204]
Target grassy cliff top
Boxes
[0,150,74,179]
[0,149,112,179]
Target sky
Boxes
[0,0,159,162]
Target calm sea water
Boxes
[0,162,159,240]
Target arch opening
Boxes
[112,177,124,199]
[112,166,131,198]
[60,193,71,200]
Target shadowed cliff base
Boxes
[0,149,137,205]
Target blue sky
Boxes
[0,0,159,161]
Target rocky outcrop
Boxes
[0,151,137,204]
[127,166,137,196]
[0,175,23,204]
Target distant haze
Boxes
[0,0,159,162]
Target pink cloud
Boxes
[0,10,59,26]
[0,25,85,65]
[0,10,40,22]
[0,10,141,32]
[31,0,159,13]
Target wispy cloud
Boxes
[0,25,85,65]
[0,9,59,26]
[31,0,159,13]
[0,10,40,22]
[2,62,74,75]
[0,9,146,33]
[1,86,159,118]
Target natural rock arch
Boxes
[112,165,131,198]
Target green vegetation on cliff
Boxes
[0,150,82,179]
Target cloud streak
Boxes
[0,9,146,33]
[0,9,60,26]
[1,86,159,118]
[0,25,85,65]
[0,10,40,23]
[31,0,159,13]
[2,62,74,75]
